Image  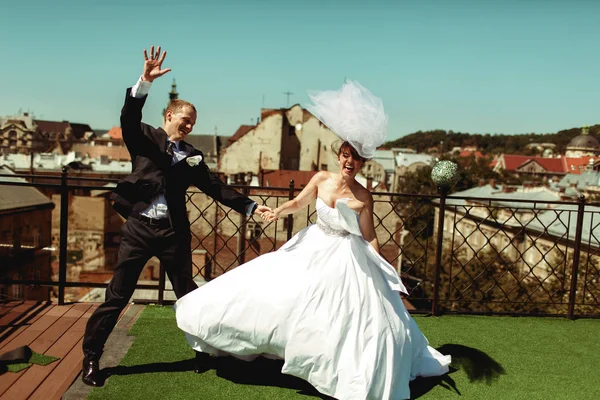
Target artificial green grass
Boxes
[89,306,600,400]
[5,351,60,373]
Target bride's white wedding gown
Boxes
[175,197,450,399]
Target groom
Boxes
[81,45,271,387]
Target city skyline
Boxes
[2,0,600,140]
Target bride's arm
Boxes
[359,194,381,254]
[261,171,328,222]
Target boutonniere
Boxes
[186,155,204,167]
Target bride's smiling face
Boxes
[337,142,365,178]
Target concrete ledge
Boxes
[63,303,145,399]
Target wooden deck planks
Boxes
[4,304,96,400]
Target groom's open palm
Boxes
[142,45,171,82]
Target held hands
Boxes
[142,45,171,82]
[260,210,280,223]
[253,205,273,217]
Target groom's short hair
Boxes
[165,99,197,117]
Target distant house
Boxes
[362,150,396,191]
[0,114,94,155]
[0,166,55,301]
[493,154,595,179]
[557,171,600,199]
[218,105,339,182]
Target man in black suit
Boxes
[81,46,271,387]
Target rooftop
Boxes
[2,304,590,399]
[0,167,54,213]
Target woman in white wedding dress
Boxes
[175,81,450,400]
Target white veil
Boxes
[306,80,388,159]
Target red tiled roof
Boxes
[500,155,566,172]
[107,126,122,139]
[501,154,568,174]
[35,120,69,134]
[565,156,593,175]
[529,157,566,173]
[227,125,255,146]
[499,154,531,171]
[260,170,318,188]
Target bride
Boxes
[175,81,450,399]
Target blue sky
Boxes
[2,0,599,141]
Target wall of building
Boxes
[0,208,53,301]
[219,114,284,176]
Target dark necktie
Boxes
[166,141,175,157]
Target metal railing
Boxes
[1,169,599,318]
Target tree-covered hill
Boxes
[384,124,600,155]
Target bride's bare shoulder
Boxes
[312,171,332,183]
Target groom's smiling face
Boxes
[165,106,197,141]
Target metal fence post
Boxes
[431,188,448,316]
[567,195,586,319]
[58,167,69,305]
[287,180,295,240]
[157,262,166,306]
[237,186,250,265]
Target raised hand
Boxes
[141,45,171,82]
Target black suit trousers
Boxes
[82,217,198,360]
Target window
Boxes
[320,163,328,171]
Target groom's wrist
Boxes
[245,202,258,216]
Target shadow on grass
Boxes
[102,356,333,398]
[409,366,460,399]
[102,359,197,377]
[101,343,503,399]
[437,344,505,384]
[215,357,335,399]
[410,343,505,399]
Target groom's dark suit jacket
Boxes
[111,88,254,232]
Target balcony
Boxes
[0,170,599,398]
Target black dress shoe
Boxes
[82,358,103,387]
[194,351,213,374]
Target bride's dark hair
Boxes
[330,140,368,162]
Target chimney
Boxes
[489,179,496,189]
[478,179,485,187]
[23,112,29,117]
